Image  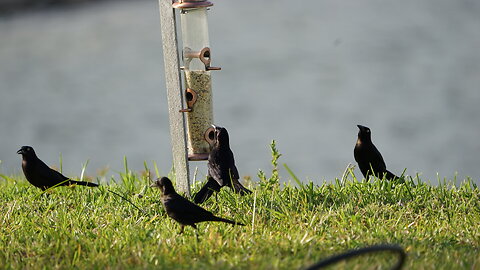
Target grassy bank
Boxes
[0,146,479,269]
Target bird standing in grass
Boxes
[151,177,244,234]
[194,125,252,204]
[354,125,398,181]
[17,146,99,190]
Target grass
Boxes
[0,142,479,269]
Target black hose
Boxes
[108,189,148,215]
[304,244,406,270]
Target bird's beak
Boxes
[211,124,217,130]
[16,149,23,154]
[357,125,366,131]
[150,183,157,188]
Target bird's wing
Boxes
[167,195,214,222]
[52,169,69,181]
[36,160,69,183]
[208,161,225,186]
[229,164,239,180]
[208,149,239,186]
[227,149,239,178]
[371,145,387,171]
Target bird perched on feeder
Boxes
[354,125,398,181]
[151,177,244,233]
[17,146,99,190]
[194,125,252,204]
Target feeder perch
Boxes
[175,0,220,161]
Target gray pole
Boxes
[157,0,190,195]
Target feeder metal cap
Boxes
[173,0,213,9]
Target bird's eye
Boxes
[366,130,370,133]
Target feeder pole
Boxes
[158,0,190,195]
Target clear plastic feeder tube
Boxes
[183,70,214,160]
[176,4,216,160]
[180,8,210,71]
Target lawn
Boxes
[0,143,479,269]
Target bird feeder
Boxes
[175,0,220,161]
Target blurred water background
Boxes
[1,0,480,184]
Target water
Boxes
[1,0,480,184]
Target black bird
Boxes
[17,146,99,190]
[151,177,244,233]
[354,125,398,181]
[194,125,252,204]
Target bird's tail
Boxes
[232,180,252,196]
[193,178,221,204]
[66,180,99,187]
[212,216,245,226]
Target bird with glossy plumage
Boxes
[354,125,398,181]
[151,177,244,233]
[17,146,99,190]
[194,125,251,204]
